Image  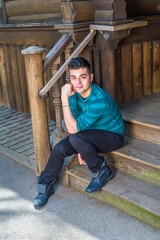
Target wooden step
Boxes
[66,165,160,231]
[119,93,160,145]
[106,137,160,186]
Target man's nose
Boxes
[77,77,81,84]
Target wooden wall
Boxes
[0,27,63,121]
[80,39,160,105]
[2,0,62,24]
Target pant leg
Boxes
[69,130,124,174]
[40,136,78,183]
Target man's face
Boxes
[70,67,93,98]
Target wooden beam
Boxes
[39,30,96,96]
[43,34,72,72]
[90,21,148,32]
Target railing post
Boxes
[21,46,50,175]
[51,57,63,142]
[64,42,74,83]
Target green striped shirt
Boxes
[69,83,124,135]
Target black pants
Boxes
[40,130,124,183]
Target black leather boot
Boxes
[33,178,56,210]
[85,164,113,193]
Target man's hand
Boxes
[61,84,75,103]
[78,153,86,165]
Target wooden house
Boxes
[0,0,160,230]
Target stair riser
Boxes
[107,153,160,186]
[124,121,160,145]
[68,174,160,231]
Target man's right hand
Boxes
[78,153,86,165]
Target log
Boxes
[5,0,61,17]
[8,13,62,24]
[21,46,50,175]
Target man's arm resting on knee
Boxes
[61,84,78,134]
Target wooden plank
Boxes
[121,44,133,102]
[115,46,122,104]
[8,13,62,24]
[16,44,29,113]
[5,0,61,17]
[0,45,10,106]
[93,50,102,87]
[101,49,116,100]
[67,165,160,216]
[90,21,148,31]
[152,40,160,93]
[143,41,152,95]
[3,44,16,109]
[132,43,143,99]
[10,44,23,111]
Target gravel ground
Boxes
[0,153,159,240]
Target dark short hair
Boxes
[68,57,91,74]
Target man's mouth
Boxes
[76,86,83,89]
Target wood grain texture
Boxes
[143,41,152,95]
[152,40,160,93]
[121,44,133,102]
[132,43,143,99]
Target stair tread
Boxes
[67,165,160,216]
[119,92,160,127]
[111,136,160,168]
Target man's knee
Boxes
[53,140,66,155]
[69,132,86,148]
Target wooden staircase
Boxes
[65,93,160,231]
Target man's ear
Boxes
[90,73,94,82]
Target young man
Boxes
[34,57,124,209]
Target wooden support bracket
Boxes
[90,21,148,50]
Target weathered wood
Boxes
[67,165,160,230]
[61,1,94,23]
[101,50,116,99]
[39,30,96,96]
[5,0,61,16]
[10,44,23,111]
[115,46,122,104]
[17,44,30,113]
[44,34,72,72]
[51,58,63,141]
[8,13,62,24]
[64,42,74,83]
[22,46,50,175]
[121,44,133,102]
[94,0,127,22]
[143,42,152,95]
[93,50,102,87]
[126,0,160,17]
[152,40,160,93]
[3,44,16,109]
[90,21,148,31]
[132,43,143,99]
[0,45,10,106]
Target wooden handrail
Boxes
[43,34,72,72]
[39,30,96,97]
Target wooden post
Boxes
[51,57,63,141]
[64,42,74,83]
[21,46,50,175]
